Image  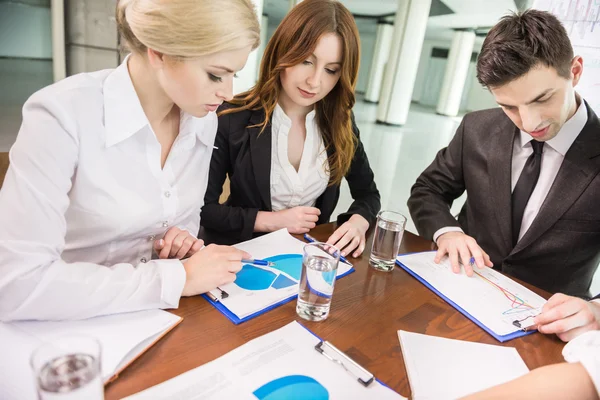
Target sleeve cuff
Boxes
[156,259,186,309]
[433,227,464,243]
[563,331,600,396]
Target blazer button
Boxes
[140,257,148,263]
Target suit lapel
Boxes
[512,103,600,254]
[487,117,518,253]
[248,108,273,210]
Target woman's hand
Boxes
[255,207,321,234]
[154,227,204,260]
[326,214,370,258]
[181,244,251,296]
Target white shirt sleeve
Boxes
[433,226,465,243]
[562,330,600,396]
[0,92,186,322]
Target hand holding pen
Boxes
[207,258,276,301]
[180,244,250,297]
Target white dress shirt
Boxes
[0,58,217,321]
[434,98,588,243]
[563,330,600,396]
[270,104,329,211]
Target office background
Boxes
[1,0,598,293]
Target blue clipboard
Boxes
[203,265,355,325]
[395,252,536,343]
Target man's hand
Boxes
[435,231,493,276]
[534,293,600,342]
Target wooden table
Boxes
[105,224,565,399]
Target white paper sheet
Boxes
[210,229,353,319]
[397,252,546,337]
[125,321,406,400]
[0,310,181,399]
[398,330,529,400]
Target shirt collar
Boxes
[519,95,588,156]
[273,103,316,133]
[103,55,213,148]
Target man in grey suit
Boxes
[408,10,600,342]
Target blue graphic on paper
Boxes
[234,254,303,291]
[253,375,329,400]
[235,265,277,290]
[271,273,297,289]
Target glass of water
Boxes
[369,211,407,272]
[30,335,104,400]
[297,242,340,322]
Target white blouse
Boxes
[0,58,217,321]
[269,104,330,211]
[563,330,600,396]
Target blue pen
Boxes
[242,258,275,267]
[303,233,350,265]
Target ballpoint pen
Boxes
[304,233,350,265]
[241,258,275,267]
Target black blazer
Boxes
[200,103,380,245]
[408,102,600,299]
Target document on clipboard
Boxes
[203,229,354,324]
[396,251,546,342]
[124,321,405,399]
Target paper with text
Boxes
[0,310,181,399]
[397,252,546,337]
[125,321,405,400]
[398,330,529,399]
[209,229,353,320]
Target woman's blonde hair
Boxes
[116,0,261,58]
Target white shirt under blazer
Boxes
[269,104,330,211]
[0,58,217,321]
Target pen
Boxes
[241,259,275,267]
[304,233,350,265]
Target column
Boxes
[289,0,303,9]
[233,0,264,95]
[364,21,394,104]
[256,14,269,74]
[65,0,120,76]
[377,0,432,126]
[436,30,476,117]
[51,0,66,81]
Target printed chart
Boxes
[253,375,329,400]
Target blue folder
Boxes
[203,265,355,325]
[395,252,536,342]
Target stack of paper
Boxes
[398,330,529,399]
[0,310,182,399]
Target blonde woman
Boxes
[0,0,260,321]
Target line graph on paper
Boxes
[473,271,539,316]
[396,252,548,336]
[534,0,600,113]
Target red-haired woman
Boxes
[200,0,380,259]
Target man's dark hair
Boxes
[477,9,574,88]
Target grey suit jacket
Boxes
[408,102,600,299]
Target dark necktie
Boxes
[512,140,544,246]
